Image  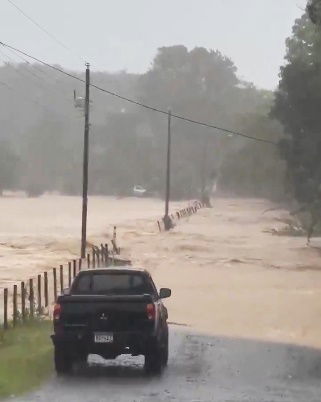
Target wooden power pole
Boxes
[81,63,90,258]
[164,110,173,230]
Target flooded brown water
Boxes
[117,198,321,349]
[7,196,321,402]
[0,195,183,290]
[1,195,321,349]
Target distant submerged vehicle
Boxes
[133,185,147,197]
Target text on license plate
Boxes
[94,333,113,343]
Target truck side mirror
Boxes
[159,288,171,299]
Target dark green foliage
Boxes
[0,46,283,199]
[307,0,321,24]
[272,12,321,202]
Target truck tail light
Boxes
[53,303,62,321]
[146,303,156,320]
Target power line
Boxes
[5,47,55,82]
[5,46,57,79]
[0,47,47,82]
[0,51,69,113]
[0,41,277,146]
[0,72,52,113]
[6,0,86,64]
[0,47,74,106]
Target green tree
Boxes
[307,0,321,24]
[138,46,282,199]
[272,12,321,202]
[0,47,283,199]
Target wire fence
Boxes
[1,228,131,330]
[1,202,204,330]
[157,200,205,232]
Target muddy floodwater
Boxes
[0,195,183,290]
[1,195,321,348]
[3,196,321,401]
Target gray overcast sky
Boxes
[1,0,306,89]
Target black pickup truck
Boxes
[51,267,171,374]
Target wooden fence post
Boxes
[53,268,57,302]
[68,262,72,287]
[112,226,119,254]
[37,274,42,314]
[79,258,82,272]
[59,265,64,293]
[29,278,34,318]
[105,244,109,265]
[21,281,26,322]
[101,244,105,265]
[97,249,100,268]
[105,244,108,264]
[44,272,48,308]
[13,284,17,327]
[87,253,91,269]
[73,260,76,278]
[3,288,8,329]
[100,244,103,264]
[92,248,96,269]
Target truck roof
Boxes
[77,266,151,275]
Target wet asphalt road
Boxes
[11,328,321,402]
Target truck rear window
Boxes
[71,272,154,295]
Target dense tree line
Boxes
[0,46,284,199]
[272,3,321,203]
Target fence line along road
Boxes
[157,200,205,232]
[2,202,205,330]
[1,229,131,330]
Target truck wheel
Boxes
[54,347,72,375]
[162,334,169,367]
[74,356,88,372]
[144,346,162,375]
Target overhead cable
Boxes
[6,0,86,64]
[0,41,277,145]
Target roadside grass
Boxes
[0,320,53,399]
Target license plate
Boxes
[94,333,113,343]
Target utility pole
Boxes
[164,110,173,230]
[201,133,212,207]
[81,63,90,258]
[200,135,207,199]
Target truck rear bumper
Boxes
[51,330,156,359]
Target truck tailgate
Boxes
[58,294,154,333]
